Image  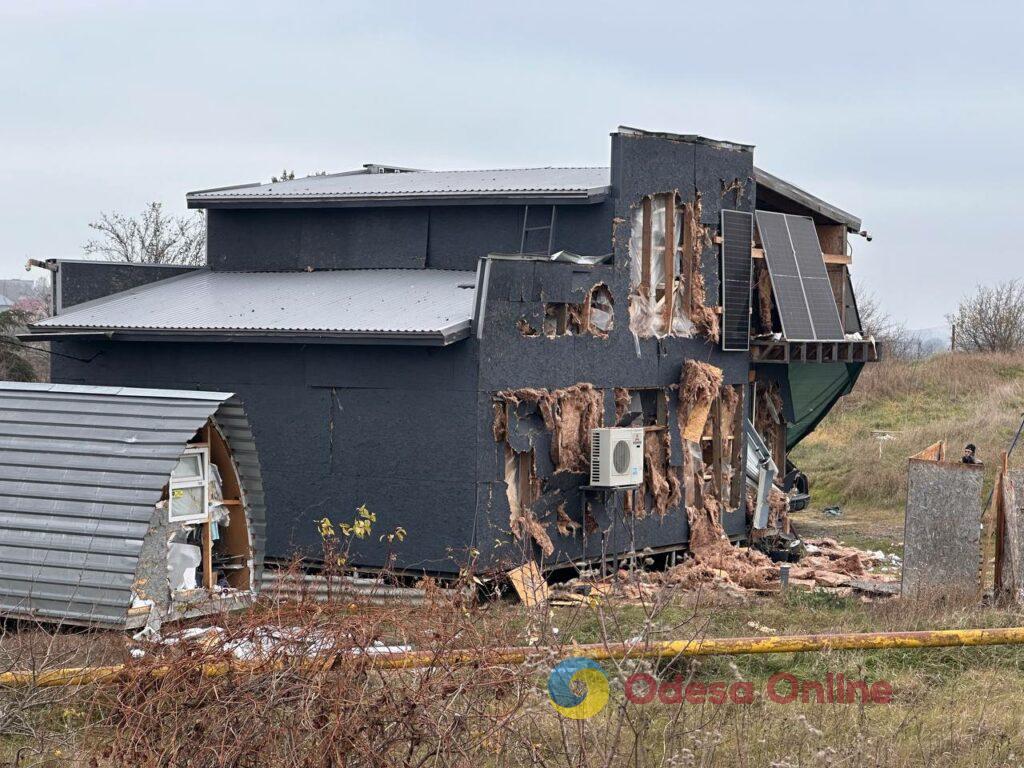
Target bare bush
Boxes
[855,282,931,360]
[947,280,1024,353]
[83,202,205,266]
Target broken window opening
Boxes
[628,193,683,338]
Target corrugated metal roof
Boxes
[187,167,610,206]
[187,164,860,228]
[32,269,477,345]
[0,382,264,627]
[753,168,862,232]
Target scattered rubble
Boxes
[547,535,900,604]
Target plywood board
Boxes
[997,469,1024,604]
[507,560,549,607]
[901,458,983,599]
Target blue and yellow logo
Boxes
[547,657,609,719]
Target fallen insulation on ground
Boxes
[548,535,900,603]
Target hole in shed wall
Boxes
[161,421,253,599]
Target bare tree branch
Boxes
[83,202,205,266]
[947,280,1024,353]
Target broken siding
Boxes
[0,383,264,626]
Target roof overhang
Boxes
[27,268,477,347]
[754,167,862,232]
[187,189,609,210]
[22,325,471,346]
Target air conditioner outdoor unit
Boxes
[589,427,644,488]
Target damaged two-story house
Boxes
[24,126,877,577]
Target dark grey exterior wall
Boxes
[207,203,614,273]
[54,261,198,312]
[51,340,480,573]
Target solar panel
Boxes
[786,216,845,339]
[755,211,845,342]
[755,211,814,341]
[720,210,753,351]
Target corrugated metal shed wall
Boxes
[0,383,264,626]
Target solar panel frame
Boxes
[755,211,815,341]
[720,209,754,351]
[755,211,846,342]
[785,215,845,340]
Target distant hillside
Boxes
[791,352,1024,512]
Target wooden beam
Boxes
[202,422,214,591]
[995,450,1010,597]
[641,197,652,295]
[681,202,697,316]
[752,247,850,265]
[729,385,745,508]
[712,396,723,500]
[663,194,676,328]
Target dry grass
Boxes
[792,351,1024,514]
[2,584,1024,767]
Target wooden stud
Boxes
[712,396,723,500]
[202,422,214,591]
[681,202,695,317]
[641,197,652,296]
[729,384,745,508]
[995,450,1010,596]
[663,193,676,329]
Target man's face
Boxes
[964,448,974,459]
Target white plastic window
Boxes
[168,447,209,524]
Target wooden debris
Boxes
[507,561,549,608]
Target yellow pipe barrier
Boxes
[4,626,1024,688]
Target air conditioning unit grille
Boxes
[612,440,631,473]
[589,427,644,488]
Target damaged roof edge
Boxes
[754,167,862,232]
[615,125,754,152]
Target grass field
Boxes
[791,351,1024,549]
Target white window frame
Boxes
[168,446,210,524]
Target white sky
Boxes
[2,0,1021,329]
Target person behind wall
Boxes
[962,443,982,465]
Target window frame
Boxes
[167,446,210,524]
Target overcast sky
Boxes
[2,0,1021,330]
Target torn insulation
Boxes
[677,361,724,443]
[496,384,603,474]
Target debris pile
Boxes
[549,534,900,604]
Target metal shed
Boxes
[0,382,265,629]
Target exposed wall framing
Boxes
[530,283,615,339]
[627,192,720,341]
